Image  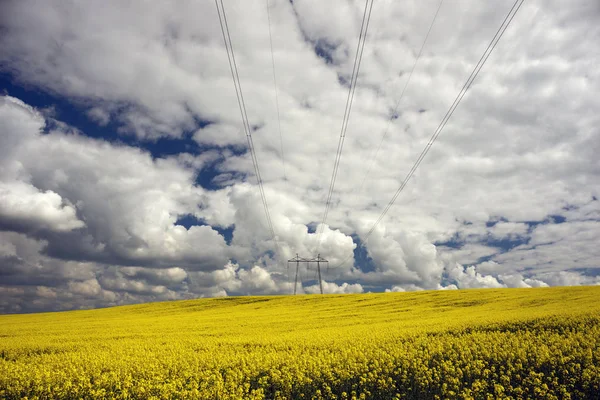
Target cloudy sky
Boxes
[0,0,598,313]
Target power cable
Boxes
[264,0,291,285]
[215,0,279,252]
[316,0,375,250]
[265,0,288,182]
[333,0,526,269]
[357,0,444,194]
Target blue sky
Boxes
[0,0,599,313]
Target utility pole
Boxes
[316,253,325,295]
[287,254,329,295]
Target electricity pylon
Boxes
[287,253,329,294]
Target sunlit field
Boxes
[1,286,599,399]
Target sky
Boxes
[0,0,599,313]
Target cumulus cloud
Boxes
[0,181,84,233]
[344,228,444,290]
[187,262,293,297]
[446,264,505,289]
[385,284,424,293]
[305,281,364,294]
[533,271,600,287]
[0,96,229,269]
[444,264,554,290]
[0,0,599,312]
[498,274,549,289]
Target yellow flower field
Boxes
[1,286,599,399]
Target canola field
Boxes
[1,286,600,399]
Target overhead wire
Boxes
[333,0,526,269]
[356,0,444,194]
[316,0,375,250]
[264,0,292,288]
[335,0,444,273]
[265,0,287,182]
[215,0,280,255]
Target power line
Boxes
[215,0,278,246]
[316,0,375,249]
[357,0,444,194]
[366,0,525,239]
[265,0,287,181]
[334,0,526,268]
[264,0,290,287]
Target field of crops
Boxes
[1,286,600,399]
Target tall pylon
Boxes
[287,254,329,294]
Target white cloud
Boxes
[186,262,293,297]
[385,284,424,293]
[68,279,102,296]
[492,221,600,275]
[351,228,444,288]
[36,286,58,299]
[533,271,600,287]
[498,273,549,288]
[446,264,505,289]
[0,0,599,312]
[236,266,281,294]
[489,222,528,240]
[0,181,84,232]
[0,96,229,270]
[438,244,499,268]
[86,107,111,126]
[305,281,364,294]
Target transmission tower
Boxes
[288,253,329,295]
